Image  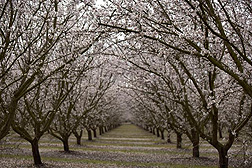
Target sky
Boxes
[96,0,105,6]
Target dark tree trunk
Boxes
[167,132,172,143]
[176,132,182,148]
[99,127,103,135]
[104,126,108,132]
[191,129,200,157]
[77,136,81,145]
[145,126,149,131]
[31,139,42,165]
[192,140,200,157]
[93,129,97,138]
[1,99,18,140]
[62,137,70,152]
[108,125,112,131]
[218,147,228,168]
[152,128,155,135]
[87,130,92,141]
[219,127,223,139]
[156,128,160,137]
[160,130,165,140]
[73,130,83,145]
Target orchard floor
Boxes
[0,123,251,168]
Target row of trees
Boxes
[0,0,122,166]
[97,0,252,168]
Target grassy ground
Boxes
[0,123,251,167]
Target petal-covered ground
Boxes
[0,124,251,167]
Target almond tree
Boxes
[48,78,84,152]
[12,72,72,165]
[51,67,114,148]
[11,47,95,164]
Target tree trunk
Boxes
[219,127,223,139]
[104,126,107,132]
[156,128,160,137]
[87,130,92,141]
[99,127,103,135]
[108,125,112,131]
[167,132,172,143]
[218,147,228,168]
[0,99,18,140]
[31,139,42,165]
[152,128,155,135]
[160,130,165,140]
[176,132,182,148]
[192,140,200,157]
[73,130,83,145]
[77,136,81,145]
[63,138,69,152]
[191,129,200,157]
[93,129,97,138]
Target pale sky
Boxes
[96,0,105,6]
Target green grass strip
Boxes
[1,143,241,158]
